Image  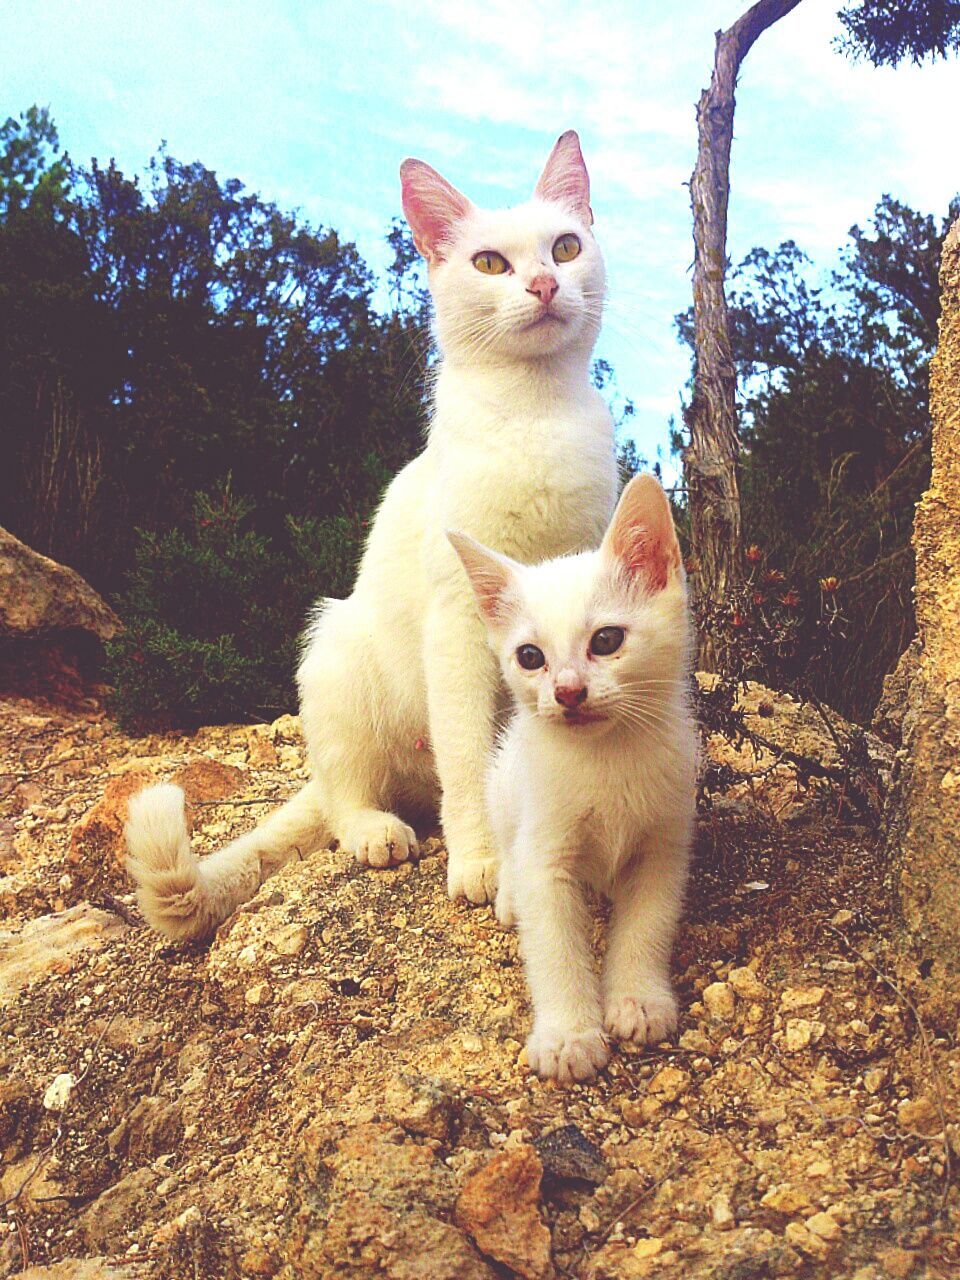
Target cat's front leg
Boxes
[423,593,501,904]
[515,849,609,1084]
[299,634,420,871]
[602,825,692,1046]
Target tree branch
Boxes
[686,0,805,667]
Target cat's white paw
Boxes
[604,988,678,1045]
[447,854,498,905]
[526,1024,610,1085]
[342,812,418,869]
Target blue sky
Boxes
[3,0,958,468]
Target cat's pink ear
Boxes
[601,475,682,594]
[534,130,593,225]
[400,159,472,263]
[447,531,520,628]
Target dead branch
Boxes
[686,0,804,666]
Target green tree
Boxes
[837,0,960,65]
[0,107,108,564]
[678,196,957,716]
[0,119,429,596]
[0,106,69,218]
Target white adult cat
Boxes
[449,474,697,1084]
[125,131,618,939]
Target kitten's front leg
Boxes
[423,593,501,904]
[515,850,609,1084]
[494,857,516,928]
[602,825,692,1046]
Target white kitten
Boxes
[125,131,618,940]
[449,475,697,1084]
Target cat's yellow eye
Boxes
[473,250,510,275]
[552,234,581,264]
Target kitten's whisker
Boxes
[613,700,689,729]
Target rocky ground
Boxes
[1,686,958,1279]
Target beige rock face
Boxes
[0,527,121,642]
[885,219,960,973]
[698,673,892,818]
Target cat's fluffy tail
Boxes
[125,781,328,942]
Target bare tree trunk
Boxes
[685,0,804,668]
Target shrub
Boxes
[690,543,846,693]
[106,483,363,727]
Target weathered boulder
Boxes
[697,673,891,817]
[455,1145,554,1280]
[289,1122,497,1279]
[18,1262,147,1280]
[884,219,960,974]
[0,527,121,643]
[0,903,127,1008]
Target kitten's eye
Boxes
[473,250,510,275]
[590,626,624,656]
[552,234,581,264]
[516,644,546,670]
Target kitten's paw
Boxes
[526,1025,610,1085]
[447,854,498,905]
[604,988,678,1045]
[494,884,516,929]
[342,811,419,869]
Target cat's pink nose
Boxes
[555,683,587,708]
[527,273,558,304]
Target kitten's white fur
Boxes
[449,475,697,1084]
[125,131,618,940]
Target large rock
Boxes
[290,1122,496,1279]
[884,219,960,973]
[18,1263,147,1279]
[0,527,121,642]
[455,1146,553,1280]
[698,673,891,817]
[0,903,127,1008]
[68,770,158,893]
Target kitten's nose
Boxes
[555,683,588,708]
[527,273,558,304]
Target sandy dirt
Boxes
[1,689,957,1278]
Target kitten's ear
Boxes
[447,531,520,628]
[534,130,593,225]
[400,159,472,263]
[601,474,682,593]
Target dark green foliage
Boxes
[677,195,958,719]
[837,0,960,65]
[0,106,438,723]
[0,121,430,592]
[0,106,69,217]
[107,485,366,727]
